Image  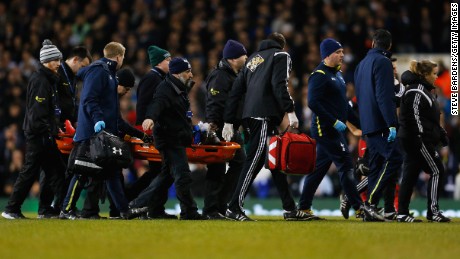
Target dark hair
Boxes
[69,46,92,62]
[372,29,392,50]
[268,32,286,48]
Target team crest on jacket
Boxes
[246,54,264,72]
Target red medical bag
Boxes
[267,132,316,175]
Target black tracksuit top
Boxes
[224,39,294,125]
[398,70,442,145]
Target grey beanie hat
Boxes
[40,39,62,63]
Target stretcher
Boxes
[55,121,241,164]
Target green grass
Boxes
[1,215,460,259]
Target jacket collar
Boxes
[39,64,59,83]
[166,73,186,95]
[218,58,237,75]
[100,57,118,73]
[257,39,283,52]
[60,61,75,81]
[369,48,392,59]
[152,66,167,78]
[319,62,340,74]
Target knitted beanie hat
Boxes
[148,45,171,67]
[320,38,342,60]
[223,39,247,59]
[40,39,63,63]
[169,57,191,74]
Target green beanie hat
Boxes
[148,45,171,67]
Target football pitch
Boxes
[1,215,459,259]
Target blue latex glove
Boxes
[333,120,346,132]
[94,121,105,133]
[387,127,396,142]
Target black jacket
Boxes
[136,67,166,125]
[205,58,243,129]
[146,73,193,149]
[57,62,77,125]
[224,39,294,125]
[398,70,442,145]
[23,65,60,136]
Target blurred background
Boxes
[0,0,458,204]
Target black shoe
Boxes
[284,210,319,221]
[427,211,451,223]
[37,213,59,219]
[59,210,77,220]
[362,203,384,222]
[109,212,121,219]
[339,194,351,219]
[180,213,207,220]
[225,209,255,221]
[141,211,178,220]
[122,206,149,220]
[2,211,27,219]
[79,214,107,220]
[397,214,422,223]
[203,212,230,220]
[384,212,397,222]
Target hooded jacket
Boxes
[398,70,442,145]
[224,39,294,125]
[23,64,60,136]
[74,58,119,142]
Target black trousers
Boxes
[146,145,197,217]
[228,118,296,213]
[39,153,69,214]
[398,137,444,215]
[128,161,173,215]
[5,134,65,214]
[365,133,403,206]
[203,133,246,215]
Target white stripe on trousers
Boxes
[419,142,440,214]
[357,177,368,192]
[238,120,267,211]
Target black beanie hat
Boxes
[223,39,247,59]
[117,68,135,88]
[169,57,191,74]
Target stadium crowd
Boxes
[0,0,458,204]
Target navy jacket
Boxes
[74,58,119,142]
[224,39,294,125]
[146,73,193,149]
[308,62,359,138]
[136,67,166,125]
[354,48,397,135]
